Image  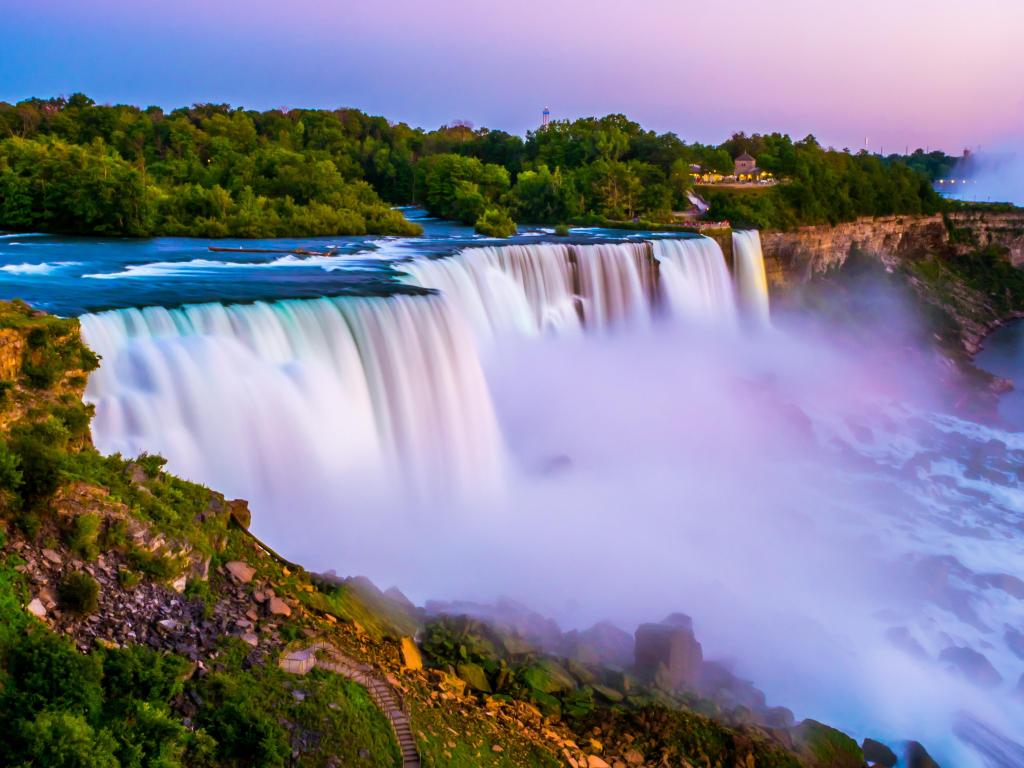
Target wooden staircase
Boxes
[280,642,421,767]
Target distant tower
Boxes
[542,106,551,129]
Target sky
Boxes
[1,0,1022,151]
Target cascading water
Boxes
[403,237,737,341]
[652,237,738,323]
[68,229,1024,764]
[732,229,771,325]
[80,294,504,503]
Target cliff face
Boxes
[761,215,949,289]
[761,211,1024,355]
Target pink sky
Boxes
[3,0,1022,150]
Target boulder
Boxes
[563,621,634,668]
[225,561,256,584]
[41,548,62,565]
[267,597,291,617]
[862,738,897,767]
[456,662,491,693]
[905,741,941,768]
[400,636,423,670]
[226,499,251,529]
[794,720,863,768]
[634,617,703,691]
[938,646,1002,688]
[521,659,575,694]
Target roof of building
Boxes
[736,152,755,162]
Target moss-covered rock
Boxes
[794,719,865,768]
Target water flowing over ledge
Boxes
[81,294,504,502]
[81,235,770,500]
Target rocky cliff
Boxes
[761,210,1024,355]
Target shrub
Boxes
[554,223,571,236]
[0,627,104,722]
[59,571,100,614]
[67,514,101,560]
[127,548,183,583]
[475,207,517,238]
[15,711,119,768]
[100,645,191,717]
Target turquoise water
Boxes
[0,209,686,316]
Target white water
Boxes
[79,234,1024,765]
[81,295,504,503]
[733,230,771,325]
[652,237,738,323]
[403,236,743,342]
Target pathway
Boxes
[280,642,421,768]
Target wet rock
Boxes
[634,614,703,691]
[938,646,1003,688]
[794,720,863,768]
[862,738,897,767]
[975,573,1024,599]
[225,561,256,584]
[885,626,928,659]
[905,740,941,768]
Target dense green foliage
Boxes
[0,95,421,237]
[0,625,399,768]
[1,96,947,237]
[703,133,942,228]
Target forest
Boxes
[0,95,949,237]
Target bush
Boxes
[0,627,104,722]
[554,223,571,236]
[100,646,191,717]
[16,711,119,768]
[475,207,517,238]
[67,514,101,560]
[127,548,183,583]
[59,572,100,614]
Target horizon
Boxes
[3,0,1022,154]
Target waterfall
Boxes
[80,234,760,506]
[403,238,738,342]
[652,237,738,323]
[732,230,771,325]
[80,295,504,503]
[401,243,581,343]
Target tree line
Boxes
[0,95,947,237]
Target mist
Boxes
[254,301,1021,767]
[82,254,1024,767]
[951,146,1024,206]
